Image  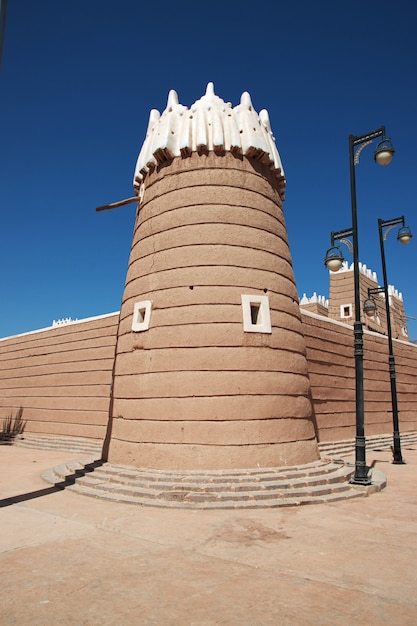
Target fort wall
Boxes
[301,309,417,441]
[0,313,118,439]
[1,309,416,447]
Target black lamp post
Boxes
[363,216,413,464]
[0,0,7,71]
[324,126,395,485]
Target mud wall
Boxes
[1,308,416,444]
[301,310,417,442]
[0,313,119,439]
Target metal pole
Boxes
[0,0,7,71]
[378,218,405,464]
[349,135,370,484]
[327,126,391,483]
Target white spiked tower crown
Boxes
[133,82,285,197]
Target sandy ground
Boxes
[1,444,417,625]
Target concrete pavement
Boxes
[1,444,417,625]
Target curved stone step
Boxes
[78,464,351,492]
[41,457,386,510]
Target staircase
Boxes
[14,431,410,509]
[15,431,417,459]
[13,434,102,456]
[318,431,417,458]
[41,456,385,510]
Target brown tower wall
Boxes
[0,314,118,439]
[107,152,318,470]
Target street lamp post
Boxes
[363,217,413,464]
[324,126,395,485]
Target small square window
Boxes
[340,304,352,319]
[242,295,272,333]
[132,300,152,332]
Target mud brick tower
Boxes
[106,83,320,470]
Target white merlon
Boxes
[52,317,78,327]
[331,261,378,282]
[359,263,378,282]
[133,82,285,192]
[329,262,404,301]
[300,292,329,308]
[388,285,403,301]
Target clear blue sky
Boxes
[1,0,416,339]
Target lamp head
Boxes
[397,225,413,245]
[374,138,395,166]
[324,246,344,272]
[363,297,378,317]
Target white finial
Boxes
[145,109,160,134]
[167,89,179,110]
[240,91,253,110]
[259,109,270,127]
[206,82,215,96]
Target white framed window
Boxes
[241,295,272,333]
[132,300,152,332]
[340,304,352,319]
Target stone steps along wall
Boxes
[11,433,103,455]
[12,430,417,461]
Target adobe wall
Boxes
[301,309,417,442]
[0,313,119,439]
[1,308,416,447]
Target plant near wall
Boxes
[0,407,26,443]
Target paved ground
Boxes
[1,444,416,625]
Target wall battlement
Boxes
[300,261,409,341]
